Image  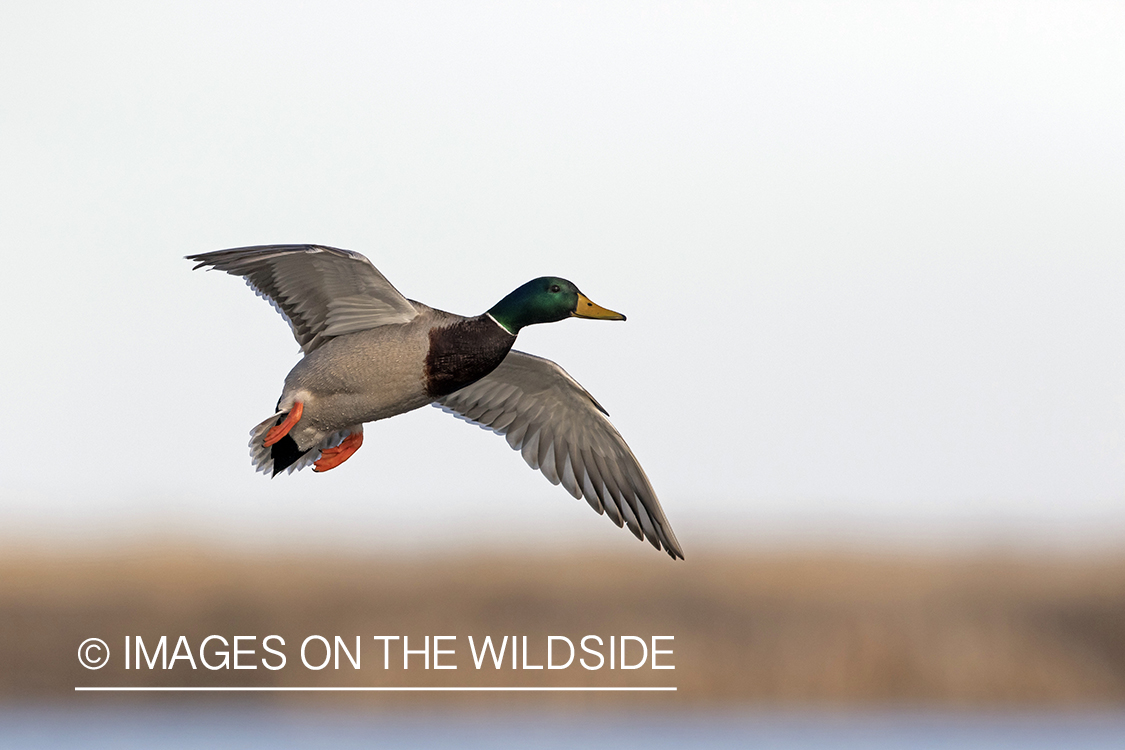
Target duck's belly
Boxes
[279,325,433,434]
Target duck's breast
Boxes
[423,315,516,397]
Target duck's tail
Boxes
[249,413,348,477]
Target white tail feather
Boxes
[247,414,349,476]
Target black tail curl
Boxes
[270,431,309,477]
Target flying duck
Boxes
[187,245,683,559]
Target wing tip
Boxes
[658,532,685,561]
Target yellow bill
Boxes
[573,292,626,321]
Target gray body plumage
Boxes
[188,244,684,559]
[275,302,449,448]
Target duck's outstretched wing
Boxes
[435,350,683,560]
[187,245,418,353]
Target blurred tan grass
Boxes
[2,544,1124,707]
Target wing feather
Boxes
[540,442,560,485]
[521,429,542,471]
[187,244,418,353]
[559,450,582,500]
[580,467,606,515]
[434,350,683,559]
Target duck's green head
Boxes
[487,276,626,335]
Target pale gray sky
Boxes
[2,2,1123,552]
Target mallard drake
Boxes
[187,245,683,559]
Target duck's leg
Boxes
[264,401,304,447]
[313,431,364,472]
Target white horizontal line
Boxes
[75,686,676,692]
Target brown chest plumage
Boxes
[423,316,515,398]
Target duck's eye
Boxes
[549,284,560,293]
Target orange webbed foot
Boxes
[313,432,364,472]
[264,401,304,447]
